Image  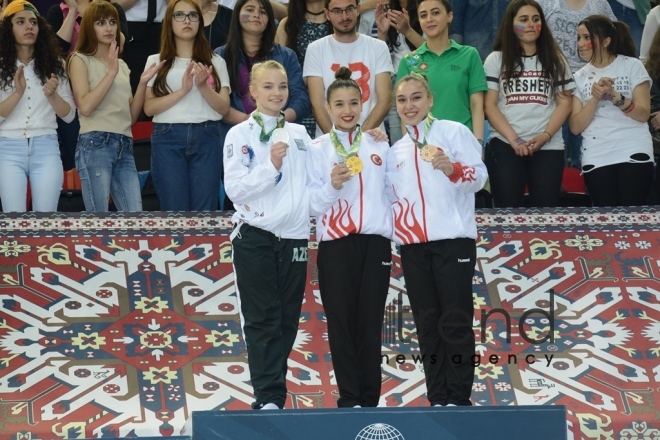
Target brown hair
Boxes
[326,66,361,102]
[646,27,660,80]
[152,0,221,96]
[579,14,637,61]
[73,1,121,56]
[493,0,570,96]
[395,72,433,98]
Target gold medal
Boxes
[346,156,363,175]
[420,145,438,162]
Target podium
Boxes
[190,406,566,440]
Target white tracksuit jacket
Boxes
[307,127,393,242]
[386,119,488,245]
[223,115,311,239]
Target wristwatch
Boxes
[613,94,626,107]
[477,139,484,147]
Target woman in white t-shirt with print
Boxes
[144,0,231,211]
[569,14,653,207]
[484,0,575,208]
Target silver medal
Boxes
[271,128,289,144]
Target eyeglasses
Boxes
[328,5,357,16]
[172,11,200,22]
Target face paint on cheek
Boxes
[514,24,526,37]
[240,13,251,24]
[535,23,541,35]
[586,42,593,50]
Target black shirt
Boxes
[203,5,232,50]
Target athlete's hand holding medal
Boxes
[270,128,289,170]
[331,163,352,190]
[330,125,364,189]
[429,147,454,175]
[407,113,454,173]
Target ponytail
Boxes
[580,15,638,59]
[610,21,637,58]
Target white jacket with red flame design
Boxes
[224,116,311,239]
[307,128,393,242]
[386,119,488,245]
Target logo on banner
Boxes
[355,423,405,440]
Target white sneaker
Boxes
[433,404,443,407]
[261,403,280,410]
[446,404,457,407]
[353,405,362,408]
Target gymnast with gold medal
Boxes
[306,67,392,408]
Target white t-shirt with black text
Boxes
[484,51,575,150]
[573,55,653,172]
[303,33,394,137]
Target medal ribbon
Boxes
[329,126,362,159]
[406,113,436,150]
[252,110,286,142]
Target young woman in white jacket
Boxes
[387,72,487,407]
[223,60,311,411]
[307,67,392,408]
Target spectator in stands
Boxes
[0,0,75,212]
[275,0,332,136]
[68,0,163,211]
[640,4,659,63]
[570,14,653,206]
[195,0,233,48]
[398,0,487,147]
[144,0,231,211]
[47,0,129,171]
[484,0,574,208]
[359,0,424,49]
[645,25,660,203]
[223,61,311,410]
[217,0,289,20]
[114,0,168,92]
[304,0,393,137]
[47,0,129,55]
[537,0,615,170]
[215,0,309,147]
[373,0,421,143]
[607,0,648,56]
[387,72,487,407]
[450,0,511,61]
[307,67,392,408]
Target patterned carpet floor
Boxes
[0,208,658,439]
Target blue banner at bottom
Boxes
[191,406,566,440]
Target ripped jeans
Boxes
[75,131,142,212]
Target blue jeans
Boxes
[0,134,63,212]
[75,131,142,212]
[562,120,583,169]
[607,0,644,55]
[151,121,223,211]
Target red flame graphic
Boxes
[393,198,427,244]
[449,163,477,183]
[322,199,357,240]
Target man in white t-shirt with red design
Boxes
[303,0,394,137]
